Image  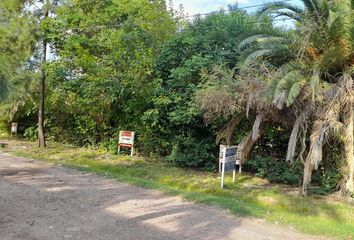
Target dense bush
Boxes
[243,126,301,184]
[244,155,302,185]
[245,128,342,193]
[311,142,342,194]
[244,153,341,194]
[168,135,217,169]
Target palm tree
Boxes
[241,0,354,195]
[197,63,294,170]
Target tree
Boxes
[3,0,60,147]
[36,0,176,145]
[240,0,354,195]
[0,0,39,133]
[0,0,38,102]
[196,58,300,168]
[38,0,51,147]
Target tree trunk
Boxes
[342,99,354,195]
[38,39,46,147]
[38,6,48,148]
[301,156,313,196]
[237,130,261,164]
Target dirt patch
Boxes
[0,152,328,240]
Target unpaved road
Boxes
[0,153,327,240]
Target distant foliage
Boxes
[141,10,272,168]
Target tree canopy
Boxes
[0,0,38,102]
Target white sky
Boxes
[171,0,251,15]
[171,0,302,15]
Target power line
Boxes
[175,0,293,20]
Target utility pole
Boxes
[38,0,49,148]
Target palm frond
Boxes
[257,1,304,21]
[270,64,309,108]
[239,32,296,68]
[242,49,273,66]
[238,34,272,50]
[306,120,328,169]
[302,0,320,16]
[272,10,303,21]
[286,113,303,163]
[286,103,313,164]
[286,80,306,106]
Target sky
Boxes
[171,0,302,16]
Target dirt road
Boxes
[0,153,326,240]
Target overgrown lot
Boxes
[1,140,353,239]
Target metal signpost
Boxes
[219,144,226,173]
[118,131,135,156]
[220,145,239,189]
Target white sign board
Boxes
[118,131,135,156]
[11,122,18,138]
[11,122,18,133]
[220,145,239,189]
[119,131,134,145]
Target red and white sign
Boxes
[118,131,135,156]
[119,131,134,147]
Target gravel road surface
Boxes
[0,153,327,240]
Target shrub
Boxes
[24,125,38,140]
[168,136,217,170]
[0,120,9,138]
[244,155,302,185]
[311,142,342,194]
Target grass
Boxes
[1,139,354,239]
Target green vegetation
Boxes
[0,0,38,104]
[0,0,354,235]
[141,10,273,167]
[196,0,354,196]
[246,0,354,196]
[2,140,353,239]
